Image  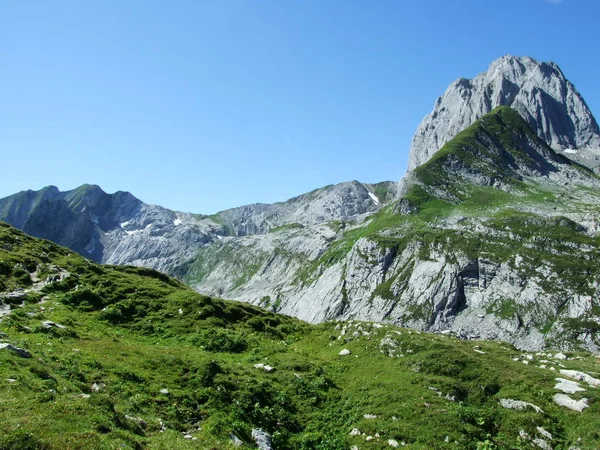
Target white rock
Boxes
[499,398,543,413]
[349,428,361,436]
[388,439,399,447]
[553,393,588,412]
[363,414,377,419]
[251,428,273,450]
[559,369,600,387]
[554,378,586,394]
[533,438,552,450]
[160,388,169,394]
[554,353,568,360]
[536,427,553,440]
[339,349,351,356]
[41,321,66,329]
[91,382,106,392]
[254,363,274,372]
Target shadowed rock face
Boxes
[407,55,600,172]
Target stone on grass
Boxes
[499,398,543,413]
[536,427,553,440]
[532,438,552,450]
[254,363,274,372]
[41,321,66,329]
[91,382,106,392]
[363,414,377,419]
[339,349,351,356]
[0,343,31,358]
[554,378,585,394]
[252,428,273,450]
[553,393,588,412]
[230,433,243,447]
[349,428,361,436]
[160,388,169,394]
[559,369,600,387]
[388,439,400,447]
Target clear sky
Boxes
[1,0,599,213]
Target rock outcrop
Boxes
[407,55,600,172]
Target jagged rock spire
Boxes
[407,55,600,172]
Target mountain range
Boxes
[1,55,599,353]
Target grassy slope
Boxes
[1,222,600,449]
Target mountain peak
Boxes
[400,105,594,209]
[407,55,600,172]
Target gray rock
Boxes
[532,438,552,450]
[559,370,600,387]
[553,393,589,412]
[41,321,66,329]
[230,433,243,447]
[0,343,31,358]
[407,55,600,172]
[251,428,273,450]
[554,378,585,394]
[253,363,274,372]
[499,398,543,413]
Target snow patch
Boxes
[368,192,380,205]
[564,149,578,154]
[120,221,131,229]
[173,218,182,226]
[125,223,152,236]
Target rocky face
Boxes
[215,181,397,236]
[0,184,225,272]
[407,55,600,172]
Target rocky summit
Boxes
[407,55,600,172]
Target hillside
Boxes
[2,222,600,449]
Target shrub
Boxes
[191,328,248,353]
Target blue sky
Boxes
[1,0,599,213]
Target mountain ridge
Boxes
[0,180,398,273]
